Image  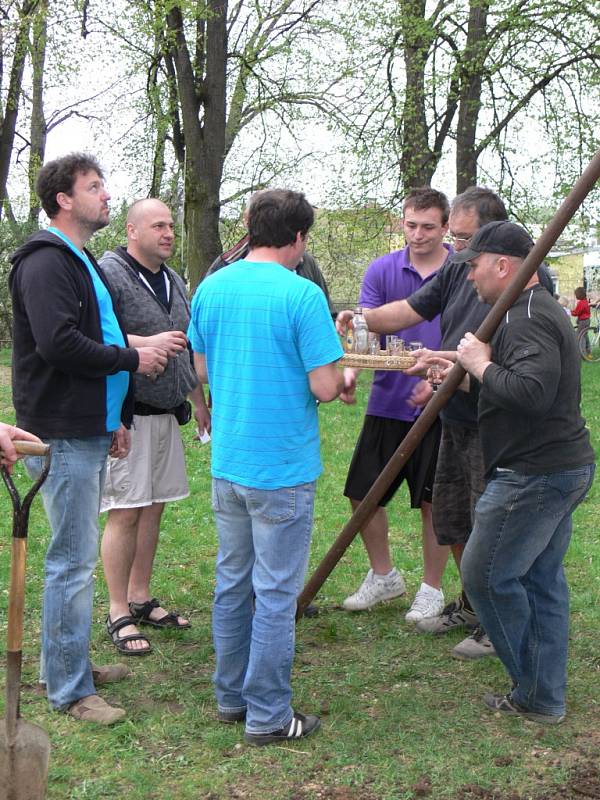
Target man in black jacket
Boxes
[455,221,595,724]
[10,153,167,725]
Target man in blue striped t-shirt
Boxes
[190,189,344,746]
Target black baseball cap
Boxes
[451,220,534,264]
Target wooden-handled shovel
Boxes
[0,441,51,800]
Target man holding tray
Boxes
[339,187,452,624]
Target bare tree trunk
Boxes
[28,0,48,223]
[455,0,489,192]
[149,128,166,198]
[0,0,38,219]
[399,0,436,193]
[167,1,226,290]
[147,26,170,198]
[183,145,222,288]
[164,52,185,171]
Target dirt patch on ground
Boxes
[134,695,185,715]
[456,761,599,798]
[216,731,600,800]
[290,788,378,800]
[147,670,173,684]
[455,731,600,800]
[287,760,600,800]
[219,771,380,799]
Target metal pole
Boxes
[297,148,600,620]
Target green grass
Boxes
[0,361,599,799]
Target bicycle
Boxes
[578,304,600,362]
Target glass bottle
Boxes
[352,307,369,354]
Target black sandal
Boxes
[106,615,152,656]
[129,598,191,629]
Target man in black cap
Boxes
[454,221,595,724]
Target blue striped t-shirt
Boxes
[189,259,343,488]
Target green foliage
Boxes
[0,363,598,799]
[333,0,600,218]
[309,205,400,303]
[1,0,599,301]
[216,203,399,304]
[0,218,39,342]
[85,202,129,260]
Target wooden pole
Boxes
[297,148,600,620]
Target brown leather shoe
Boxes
[67,694,126,725]
[91,663,131,685]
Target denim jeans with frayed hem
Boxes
[25,435,111,710]
[211,478,315,734]
[462,464,595,716]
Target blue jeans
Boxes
[211,478,316,733]
[25,436,112,710]
[462,464,595,716]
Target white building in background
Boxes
[583,236,600,294]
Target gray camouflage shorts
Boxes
[432,422,486,546]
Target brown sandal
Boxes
[129,598,191,629]
[106,615,152,656]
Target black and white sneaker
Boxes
[415,597,478,634]
[244,711,321,746]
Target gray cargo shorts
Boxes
[432,422,486,546]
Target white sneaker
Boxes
[405,584,445,623]
[342,568,406,611]
[451,625,497,660]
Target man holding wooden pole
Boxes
[451,221,595,724]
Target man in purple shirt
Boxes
[341,188,452,622]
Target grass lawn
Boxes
[0,352,598,800]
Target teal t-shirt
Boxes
[48,227,129,432]
[189,259,343,488]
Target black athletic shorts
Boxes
[344,415,441,509]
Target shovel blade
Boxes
[0,718,50,800]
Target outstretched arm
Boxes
[336,300,424,337]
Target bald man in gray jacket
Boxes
[100,199,209,656]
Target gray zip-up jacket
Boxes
[99,249,198,409]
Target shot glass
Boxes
[408,340,424,351]
[429,364,442,392]
[368,332,380,355]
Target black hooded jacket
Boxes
[9,230,139,438]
